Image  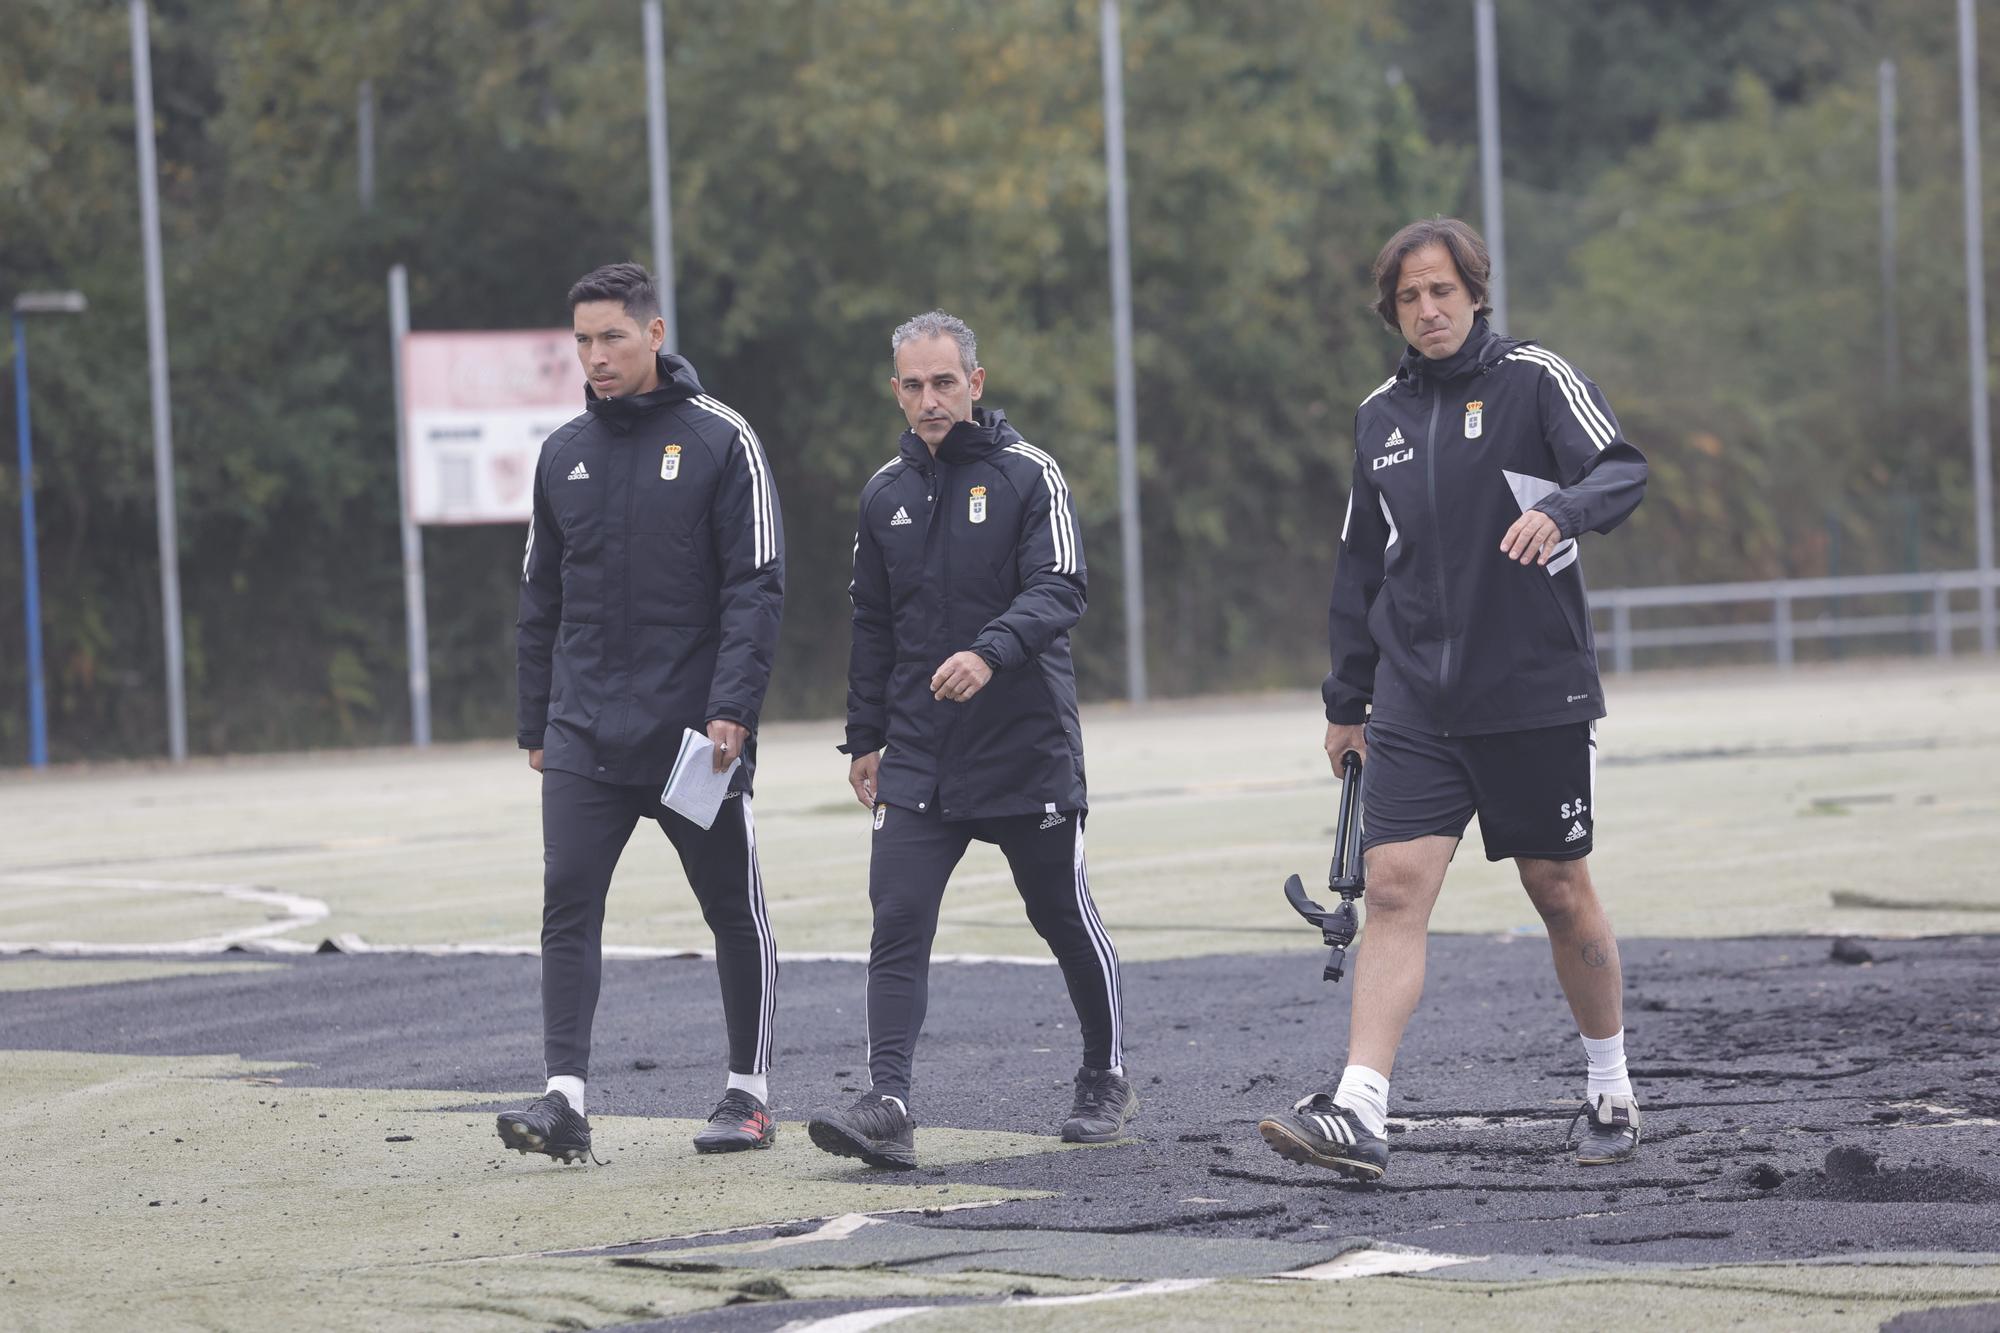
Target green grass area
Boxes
[3,661,1996,959]
[887,1261,2000,1331]
[0,1050,1069,1331]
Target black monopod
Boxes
[1282,749,1365,982]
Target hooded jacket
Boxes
[842,408,1088,820]
[1324,317,1646,736]
[517,352,784,788]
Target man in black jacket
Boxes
[1257,220,1648,1181]
[497,263,784,1164]
[805,311,1134,1169]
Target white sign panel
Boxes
[402,329,587,525]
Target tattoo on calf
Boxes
[1581,940,1610,969]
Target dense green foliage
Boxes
[1,1,1994,762]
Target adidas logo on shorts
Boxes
[1039,809,1066,830]
[1565,820,1588,843]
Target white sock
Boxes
[545,1075,586,1115]
[878,1093,908,1116]
[726,1071,768,1104]
[1581,1029,1633,1102]
[1091,1065,1125,1078]
[1333,1064,1390,1138]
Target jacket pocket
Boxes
[1533,566,1589,653]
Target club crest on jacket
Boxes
[968,485,988,524]
[660,443,682,480]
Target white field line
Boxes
[0,874,328,955]
[778,1312,926,1333]
[1270,1245,1483,1281]
[778,1279,1216,1333]
[0,875,1049,963]
[510,1200,1015,1263]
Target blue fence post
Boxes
[12,311,49,768]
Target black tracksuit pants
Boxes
[540,768,776,1079]
[866,802,1123,1102]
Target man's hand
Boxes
[849,751,881,808]
[528,748,544,773]
[1500,508,1565,566]
[930,650,994,703]
[707,719,749,773]
[1325,722,1366,774]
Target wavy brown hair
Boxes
[1372,218,1493,330]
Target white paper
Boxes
[659,728,741,829]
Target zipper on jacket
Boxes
[1423,385,1452,736]
[931,459,962,812]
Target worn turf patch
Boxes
[0,1050,1059,1331]
[867,1258,2000,1331]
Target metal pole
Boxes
[1475,0,1507,333]
[388,265,431,746]
[130,0,188,762]
[1959,0,1995,653]
[1099,0,1147,702]
[12,314,47,768]
[357,79,376,212]
[1879,60,1899,403]
[643,0,679,351]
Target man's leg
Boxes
[540,770,645,1090]
[1343,834,1457,1077]
[862,804,971,1105]
[1259,722,1473,1178]
[994,810,1122,1073]
[1518,855,1623,1042]
[659,793,781,1152]
[502,768,642,1161]
[993,809,1136,1141]
[1472,722,1640,1161]
[1258,836,1453,1178]
[806,803,967,1170]
[659,794,778,1082]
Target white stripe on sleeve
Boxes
[1507,349,1612,449]
[1003,441,1078,575]
[692,395,779,567]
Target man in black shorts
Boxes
[805,310,1133,1169]
[1258,219,1648,1181]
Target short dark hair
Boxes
[1372,218,1492,330]
[567,262,662,325]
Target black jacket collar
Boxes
[898,407,1020,468]
[1397,316,1512,391]
[585,352,705,431]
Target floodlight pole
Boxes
[1879,60,1899,403]
[388,265,431,746]
[130,0,188,762]
[643,0,679,351]
[1959,0,1995,652]
[1475,0,1507,332]
[1099,0,1147,703]
[358,79,376,212]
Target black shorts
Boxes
[1358,720,1597,862]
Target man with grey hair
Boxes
[805,310,1134,1169]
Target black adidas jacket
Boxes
[842,409,1088,820]
[518,353,784,788]
[1324,318,1646,736]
